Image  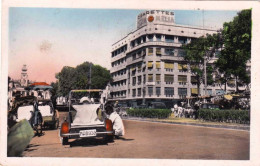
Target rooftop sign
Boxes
[137,10,175,29]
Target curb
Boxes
[122,117,250,131]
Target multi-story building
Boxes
[109,10,242,107]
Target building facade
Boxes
[109,10,241,107]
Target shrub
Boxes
[197,109,250,124]
[126,109,172,119]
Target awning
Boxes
[147,62,153,68]
[156,62,161,68]
[191,88,198,94]
[165,62,174,69]
[224,94,233,100]
[178,64,187,70]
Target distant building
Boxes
[21,65,28,87]
[109,10,250,108]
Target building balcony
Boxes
[126,57,144,66]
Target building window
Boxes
[165,35,174,43]
[142,49,146,56]
[156,87,161,96]
[156,74,161,84]
[179,37,187,44]
[178,49,186,57]
[137,65,142,72]
[227,79,236,88]
[191,88,198,96]
[138,88,142,96]
[191,76,198,85]
[207,89,213,96]
[143,74,146,84]
[148,74,153,82]
[148,87,153,96]
[156,48,162,55]
[132,54,136,60]
[132,89,136,97]
[178,63,187,72]
[164,62,174,71]
[148,35,153,42]
[132,77,136,85]
[156,34,161,41]
[216,89,225,95]
[178,75,187,85]
[131,67,136,75]
[165,74,174,84]
[165,87,174,97]
[147,61,153,69]
[142,36,146,43]
[178,88,187,97]
[148,48,153,56]
[138,76,142,85]
[156,61,161,69]
[165,48,175,56]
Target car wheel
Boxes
[105,135,114,143]
[62,137,69,145]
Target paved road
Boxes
[22,114,249,159]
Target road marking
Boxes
[123,119,250,132]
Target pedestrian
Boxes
[105,104,125,138]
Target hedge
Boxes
[126,109,172,119]
[198,109,250,124]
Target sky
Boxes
[8,8,239,83]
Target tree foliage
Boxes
[54,62,112,96]
[182,33,221,95]
[216,9,251,91]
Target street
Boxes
[22,114,249,159]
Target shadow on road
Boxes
[24,144,40,153]
[116,137,134,141]
[69,138,109,147]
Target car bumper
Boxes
[60,131,113,137]
[60,125,114,138]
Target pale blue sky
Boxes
[9,8,239,83]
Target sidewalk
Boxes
[122,116,250,131]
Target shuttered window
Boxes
[178,75,187,82]
[148,48,153,56]
[178,64,187,70]
[191,76,197,84]
[191,88,198,94]
[147,61,153,68]
[148,74,153,82]
[164,62,174,69]
[156,74,161,82]
[164,75,174,83]
[156,48,162,55]
[156,61,161,69]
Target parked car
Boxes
[38,99,59,129]
[59,89,114,145]
[200,103,220,110]
[8,96,43,136]
[149,102,167,109]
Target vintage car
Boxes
[59,89,114,145]
[38,99,59,129]
[8,96,43,135]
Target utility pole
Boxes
[204,56,207,96]
[88,63,92,98]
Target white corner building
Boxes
[109,10,246,107]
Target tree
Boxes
[55,62,112,96]
[182,33,221,96]
[216,9,251,92]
